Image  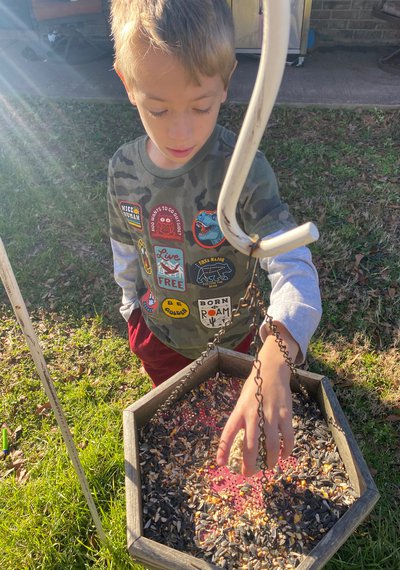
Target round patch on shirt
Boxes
[198,296,232,328]
[137,238,152,275]
[149,204,184,242]
[162,298,190,319]
[192,210,225,249]
[141,283,158,314]
[190,256,235,288]
[119,201,142,230]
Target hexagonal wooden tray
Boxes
[123,348,379,570]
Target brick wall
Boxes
[310,1,400,46]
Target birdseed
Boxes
[138,373,356,568]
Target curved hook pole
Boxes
[217,0,319,258]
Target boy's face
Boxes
[124,48,228,170]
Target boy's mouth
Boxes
[167,146,195,158]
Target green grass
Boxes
[0,98,399,569]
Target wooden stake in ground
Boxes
[0,237,107,545]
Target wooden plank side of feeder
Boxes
[126,350,220,427]
[130,536,218,570]
[318,378,379,497]
[295,378,380,570]
[217,348,324,401]
[292,369,325,400]
[298,488,380,570]
[123,410,143,548]
[217,346,253,377]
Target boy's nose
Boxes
[168,114,193,141]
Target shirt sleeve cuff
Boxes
[259,302,322,364]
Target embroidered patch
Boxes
[192,210,225,249]
[190,256,235,288]
[141,283,158,314]
[198,297,231,328]
[120,201,142,229]
[150,204,183,241]
[155,246,186,291]
[137,238,152,275]
[162,298,190,319]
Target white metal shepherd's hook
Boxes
[217,0,319,257]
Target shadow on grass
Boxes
[303,355,400,569]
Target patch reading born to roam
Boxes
[190,256,235,288]
[161,298,190,319]
[141,283,158,314]
[137,238,152,275]
[192,210,225,248]
[119,201,142,229]
[149,204,184,241]
[198,297,231,328]
[155,246,186,292]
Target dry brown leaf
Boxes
[336,379,355,388]
[385,415,400,423]
[11,449,23,460]
[35,402,51,415]
[16,467,29,483]
[347,353,362,365]
[11,458,26,469]
[354,253,365,268]
[63,374,76,383]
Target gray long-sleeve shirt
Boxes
[108,125,321,361]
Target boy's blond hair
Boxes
[111,0,236,88]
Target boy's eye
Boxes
[148,109,167,117]
[194,107,211,115]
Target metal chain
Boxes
[246,263,345,454]
[150,262,260,422]
[237,262,345,502]
[150,255,345,478]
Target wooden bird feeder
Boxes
[123,347,379,570]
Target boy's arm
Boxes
[110,238,141,321]
[260,242,322,362]
[107,157,141,322]
[217,242,321,475]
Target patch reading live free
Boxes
[155,246,186,292]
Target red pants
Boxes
[128,309,253,386]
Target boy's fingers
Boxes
[265,424,281,470]
[279,417,295,460]
[241,423,259,477]
[216,414,242,466]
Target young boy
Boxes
[108,0,321,476]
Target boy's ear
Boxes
[114,65,137,106]
[232,59,238,74]
[222,60,238,102]
[229,60,238,84]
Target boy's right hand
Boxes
[216,324,297,476]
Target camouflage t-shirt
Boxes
[107,124,296,359]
